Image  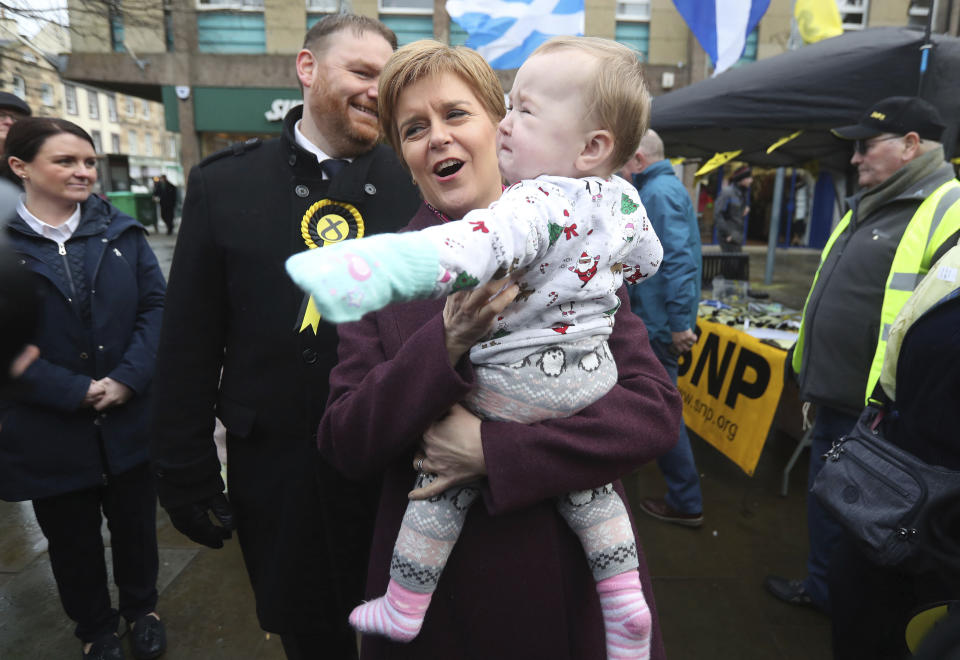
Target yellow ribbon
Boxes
[766,130,803,154]
[695,150,742,177]
[299,295,322,334]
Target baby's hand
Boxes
[285,233,440,324]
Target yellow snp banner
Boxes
[677,321,787,476]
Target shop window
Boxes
[65,84,78,115]
[197,0,266,53]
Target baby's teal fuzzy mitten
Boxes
[285,233,440,323]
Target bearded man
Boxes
[149,14,420,659]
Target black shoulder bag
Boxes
[811,405,960,570]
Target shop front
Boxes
[163,85,302,160]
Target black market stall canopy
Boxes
[651,27,960,171]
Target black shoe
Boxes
[763,575,816,608]
[130,614,166,659]
[83,634,124,660]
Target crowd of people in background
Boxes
[0,11,958,660]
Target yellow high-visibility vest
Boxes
[792,178,960,404]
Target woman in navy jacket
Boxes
[0,118,166,660]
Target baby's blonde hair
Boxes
[531,36,650,173]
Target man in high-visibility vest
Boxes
[765,96,960,614]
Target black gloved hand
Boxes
[165,493,236,549]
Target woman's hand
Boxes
[442,277,519,366]
[409,403,486,500]
[93,377,133,411]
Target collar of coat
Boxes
[281,104,381,205]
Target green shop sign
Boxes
[164,86,302,134]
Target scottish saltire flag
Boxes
[446,0,585,70]
[672,0,771,75]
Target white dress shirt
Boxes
[17,197,81,246]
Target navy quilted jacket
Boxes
[0,194,165,501]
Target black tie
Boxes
[321,158,349,180]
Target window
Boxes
[23,52,37,64]
[128,129,138,156]
[197,1,267,53]
[109,2,126,52]
[378,0,432,46]
[197,0,264,7]
[164,7,175,51]
[306,0,338,10]
[87,89,99,119]
[65,84,78,115]
[142,99,150,119]
[167,135,178,158]
[12,75,25,99]
[306,0,338,27]
[145,133,154,156]
[111,133,121,153]
[107,94,118,121]
[125,96,135,117]
[616,0,651,20]
[734,28,759,67]
[615,0,650,61]
[836,0,869,29]
[41,83,54,106]
[91,130,103,153]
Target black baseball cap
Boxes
[0,92,30,116]
[832,96,944,141]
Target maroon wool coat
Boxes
[318,204,682,660]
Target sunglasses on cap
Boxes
[853,135,903,155]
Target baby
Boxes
[287,36,661,660]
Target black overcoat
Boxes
[149,106,421,643]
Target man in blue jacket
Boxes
[623,129,705,527]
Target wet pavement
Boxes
[0,229,830,659]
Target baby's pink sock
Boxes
[349,579,431,643]
[596,571,652,660]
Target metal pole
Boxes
[918,0,935,95]
[764,167,785,285]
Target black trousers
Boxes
[160,209,174,234]
[829,533,959,660]
[32,461,159,643]
[280,631,358,660]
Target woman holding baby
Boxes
[317,40,679,660]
